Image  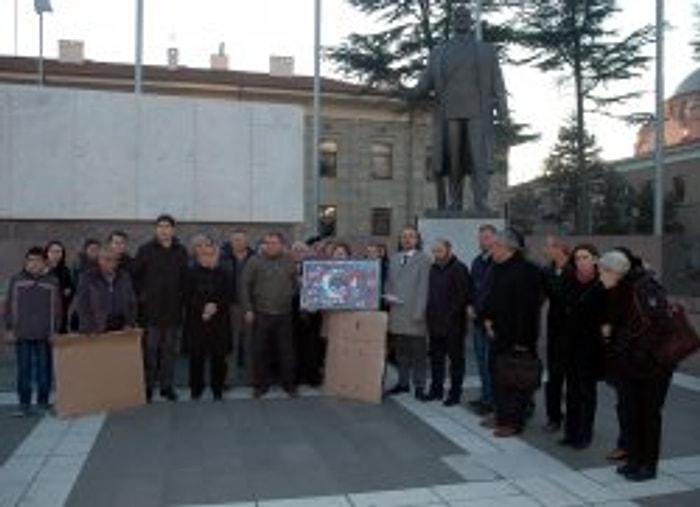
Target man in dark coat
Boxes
[75,246,137,334]
[184,244,231,401]
[220,229,256,386]
[468,224,497,415]
[542,235,571,432]
[131,214,189,402]
[483,229,543,437]
[241,232,299,399]
[426,239,472,406]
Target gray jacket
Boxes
[4,270,62,340]
[386,250,431,336]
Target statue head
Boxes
[453,5,474,36]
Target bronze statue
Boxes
[409,5,509,213]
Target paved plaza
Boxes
[1,350,700,507]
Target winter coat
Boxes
[219,244,256,305]
[427,255,472,338]
[131,238,189,327]
[75,267,137,334]
[386,250,432,337]
[470,252,494,322]
[4,270,62,340]
[607,271,673,379]
[483,252,543,354]
[241,254,298,316]
[563,275,607,377]
[183,265,232,356]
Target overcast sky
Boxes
[0,0,696,184]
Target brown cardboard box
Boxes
[324,311,387,404]
[52,329,146,418]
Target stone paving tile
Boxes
[513,476,587,506]
[347,487,443,507]
[0,407,41,466]
[65,398,464,507]
[636,489,700,506]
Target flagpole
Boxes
[14,0,19,55]
[38,12,44,86]
[135,0,144,93]
[312,0,322,236]
[653,0,665,237]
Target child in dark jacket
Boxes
[4,247,62,416]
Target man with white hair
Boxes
[482,229,543,437]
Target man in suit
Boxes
[409,5,509,212]
[385,226,432,401]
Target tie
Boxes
[402,254,409,266]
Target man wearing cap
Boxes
[132,214,189,402]
[483,228,543,437]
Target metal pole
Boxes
[14,0,19,55]
[653,0,665,236]
[135,0,144,93]
[312,0,322,236]
[474,0,483,41]
[38,12,44,86]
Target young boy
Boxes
[4,246,62,416]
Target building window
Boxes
[320,140,338,178]
[371,143,393,180]
[318,205,337,237]
[371,208,392,236]
[672,176,686,203]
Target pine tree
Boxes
[512,0,654,230]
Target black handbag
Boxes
[494,349,543,391]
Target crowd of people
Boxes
[3,215,680,482]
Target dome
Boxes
[675,67,700,97]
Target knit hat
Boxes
[598,251,632,276]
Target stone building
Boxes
[613,67,700,237]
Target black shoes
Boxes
[617,463,657,481]
[414,389,430,402]
[626,466,657,482]
[443,395,461,407]
[559,437,591,450]
[426,390,444,402]
[146,389,153,404]
[160,388,179,402]
[385,385,410,396]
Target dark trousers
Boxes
[564,365,598,444]
[253,313,296,391]
[295,311,325,386]
[620,372,672,469]
[189,352,226,398]
[395,334,428,390]
[545,341,566,425]
[16,340,52,407]
[613,382,630,450]
[429,333,466,398]
[144,326,178,390]
[493,350,534,430]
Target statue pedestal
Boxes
[418,214,505,265]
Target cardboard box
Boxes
[324,311,387,404]
[52,329,146,418]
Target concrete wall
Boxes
[0,84,304,223]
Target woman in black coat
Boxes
[560,244,607,450]
[600,250,673,482]
[45,240,75,334]
[184,244,232,401]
